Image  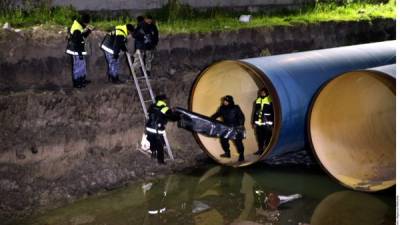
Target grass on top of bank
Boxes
[0,0,396,34]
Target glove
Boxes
[113,54,119,60]
[78,55,84,60]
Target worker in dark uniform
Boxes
[133,15,159,77]
[133,16,146,76]
[65,14,92,88]
[252,88,274,155]
[211,95,246,162]
[145,95,179,164]
[101,23,135,83]
[143,15,159,77]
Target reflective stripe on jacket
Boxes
[254,96,273,125]
[145,100,170,133]
[66,20,87,55]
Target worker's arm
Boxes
[252,101,260,125]
[153,24,159,47]
[113,35,127,57]
[165,108,180,122]
[81,27,92,38]
[236,106,245,126]
[211,107,222,120]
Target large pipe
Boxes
[189,41,395,167]
[309,64,396,192]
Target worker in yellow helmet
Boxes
[145,95,179,164]
[252,88,274,155]
[65,14,93,88]
[101,24,135,83]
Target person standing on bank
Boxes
[133,15,159,77]
[101,23,135,83]
[211,95,246,162]
[252,88,274,155]
[145,95,179,164]
[65,14,93,88]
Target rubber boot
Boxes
[238,154,244,162]
[82,75,91,86]
[220,152,231,158]
[254,150,263,155]
[79,77,87,88]
[73,79,82,89]
[112,75,123,84]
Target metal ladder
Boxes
[126,50,174,160]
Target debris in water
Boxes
[192,200,210,214]
[264,193,302,210]
[142,182,153,194]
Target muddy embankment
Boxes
[0,19,395,223]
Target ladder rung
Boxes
[137,76,146,80]
[140,88,149,91]
[144,100,153,103]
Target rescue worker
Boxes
[133,15,159,77]
[252,88,274,155]
[101,23,135,83]
[211,95,246,162]
[145,95,179,164]
[65,14,92,88]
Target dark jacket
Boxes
[101,25,128,56]
[211,105,245,127]
[143,23,159,50]
[66,20,91,56]
[134,22,146,50]
[252,96,274,125]
[134,22,159,51]
[146,101,179,132]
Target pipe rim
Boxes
[308,70,396,192]
[189,60,282,167]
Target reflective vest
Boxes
[145,100,170,134]
[66,20,87,56]
[115,25,128,38]
[70,20,83,34]
[101,25,128,54]
[255,96,272,126]
[156,100,169,114]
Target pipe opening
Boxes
[190,61,278,166]
[310,71,395,191]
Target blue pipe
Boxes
[190,41,395,165]
[240,41,395,158]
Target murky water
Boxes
[12,164,395,225]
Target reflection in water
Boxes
[311,191,391,225]
[12,165,395,225]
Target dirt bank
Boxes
[0,19,395,223]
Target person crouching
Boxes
[101,24,135,84]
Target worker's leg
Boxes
[155,134,165,164]
[133,50,144,75]
[144,50,154,76]
[235,138,245,162]
[72,55,86,88]
[219,138,230,157]
[147,133,157,159]
[255,125,269,155]
[105,52,113,81]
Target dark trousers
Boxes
[220,137,244,156]
[255,125,272,152]
[147,133,165,163]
